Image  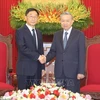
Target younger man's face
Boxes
[25,11,39,27]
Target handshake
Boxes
[38,55,46,64]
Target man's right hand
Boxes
[38,55,46,64]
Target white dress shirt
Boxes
[26,24,38,49]
[63,27,72,41]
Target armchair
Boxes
[80,35,100,99]
[0,34,14,96]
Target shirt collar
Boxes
[26,23,35,32]
[64,27,72,34]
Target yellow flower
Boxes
[10,0,93,35]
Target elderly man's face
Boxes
[60,14,74,30]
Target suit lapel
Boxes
[66,28,76,49]
[24,25,37,47]
[35,29,40,50]
[59,30,64,50]
[24,25,33,39]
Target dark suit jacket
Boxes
[46,28,86,78]
[16,25,44,76]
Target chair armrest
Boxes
[9,73,18,90]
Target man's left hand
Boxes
[77,74,85,80]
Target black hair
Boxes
[25,8,39,16]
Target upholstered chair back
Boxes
[86,44,100,85]
[80,35,100,99]
[0,41,7,82]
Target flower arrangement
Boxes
[10,0,93,35]
[1,83,91,100]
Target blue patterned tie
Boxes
[63,32,68,49]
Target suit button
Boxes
[62,60,63,61]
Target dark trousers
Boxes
[17,74,41,90]
[55,71,80,93]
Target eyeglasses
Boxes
[27,16,38,19]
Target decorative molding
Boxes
[85,35,100,48]
[0,34,12,70]
[43,42,55,83]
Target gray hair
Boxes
[60,12,73,19]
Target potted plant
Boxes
[10,0,93,38]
